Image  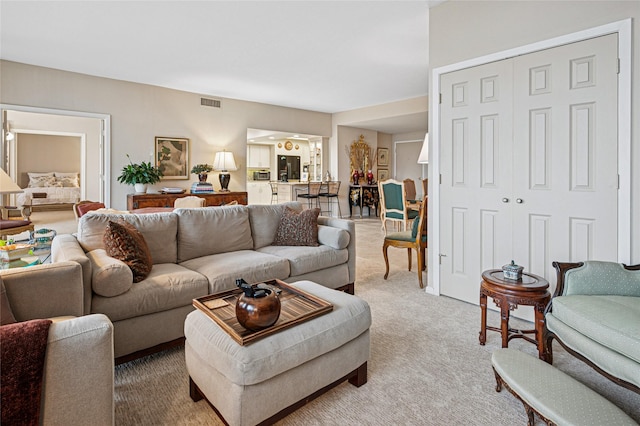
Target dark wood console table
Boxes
[127,192,248,210]
[348,184,379,218]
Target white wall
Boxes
[0,60,332,210]
[429,1,640,262]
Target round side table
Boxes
[479,269,550,359]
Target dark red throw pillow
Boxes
[103,220,152,282]
[273,207,320,247]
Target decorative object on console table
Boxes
[213,150,238,192]
[155,137,189,180]
[126,192,248,210]
[190,182,214,194]
[190,164,214,183]
[116,154,163,194]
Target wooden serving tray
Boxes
[193,279,333,345]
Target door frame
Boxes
[428,18,632,296]
[1,104,111,205]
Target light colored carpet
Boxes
[39,213,640,425]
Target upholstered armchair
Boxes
[1,261,115,425]
[378,179,419,233]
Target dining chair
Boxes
[378,179,419,233]
[295,182,322,209]
[319,181,342,217]
[269,182,279,204]
[382,196,428,288]
[174,196,205,208]
[403,178,417,202]
[422,178,428,197]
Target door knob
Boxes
[502,198,509,203]
[516,198,524,204]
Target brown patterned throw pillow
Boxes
[273,207,320,247]
[103,220,152,282]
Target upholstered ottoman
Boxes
[184,280,371,425]
[492,348,636,425]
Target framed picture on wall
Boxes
[155,137,189,180]
[377,169,389,182]
[377,148,389,167]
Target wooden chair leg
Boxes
[382,243,390,280]
[407,248,412,271]
[416,247,424,288]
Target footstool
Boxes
[185,280,371,426]
[491,348,636,426]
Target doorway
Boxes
[1,105,110,205]
[393,139,425,198]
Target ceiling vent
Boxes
[201,98,221,108]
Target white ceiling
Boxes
[0,1,441,133]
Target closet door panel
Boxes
[440,59,513,304]
[512,33,619,287]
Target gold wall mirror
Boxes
[347,134,373,173]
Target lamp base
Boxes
[219,172,231,192]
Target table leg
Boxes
[500,297,510,348]
[479,292,487,345]
[535,303,546,360]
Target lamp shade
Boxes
[0,168,23,194]
[417,133,429,164]
[213,151,238,172]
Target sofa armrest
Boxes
[52,234,92,314]
[42,314,114,426]
[0,261,84,320]
[318,216,356,285]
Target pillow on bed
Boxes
[27,172,55,188]
[54,172,79,187]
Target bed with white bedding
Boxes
[17,172,81,206]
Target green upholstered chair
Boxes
[382,196,427,288]
[378,179,419,233]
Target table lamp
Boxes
[213,150,238,192]
[417,133,429,164]
[0,168,24,220]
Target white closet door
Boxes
[439,34,619,312]
[440,58,514,304]
[512,33,619,284]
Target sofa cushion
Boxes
[175,206,253,262]
[77,212,178,264]
[87,249,133,297]
[103,220,152,283]
[273,207,320,247]
[552,295,640,364]
[564,261,640,297]
[184,280,371,386]
[179,250,290,294]
[247,202,302,249]
[258,245,348,277]
[91,263,208,322]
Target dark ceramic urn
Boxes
[235,279,281,331]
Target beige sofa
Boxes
[51,202,356,362]
[1,261,114,425]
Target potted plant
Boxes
[191,163,213,182]
[117,154,163,193]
